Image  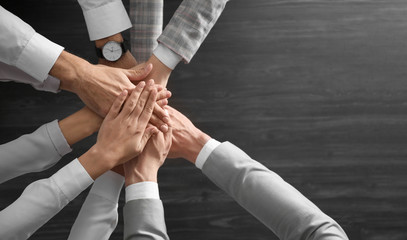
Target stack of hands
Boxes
[54,48,209,186]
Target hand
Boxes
[51,51,152,117]
[166,106,211,163]
[79,80,159,179]
[96,57,172,132]
[124,123,172,186]
[128,63,172,132]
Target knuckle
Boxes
[138,100,146,108]
[145,105,154,114]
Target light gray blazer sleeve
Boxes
[124,199,169,240]
[201,142,348,240]
[0,120,71,184]
[157,0,230,63]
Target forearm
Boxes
[157,0,229,63]
[78,0,131,41]
[130,0,163,62]
[201,142,348,240]
[0,120,71,184]
[0,159,93,239]
[68,171,124,240]
[0,6,64,81]
[49,50,90,93]
[58,107,102,146]
[123,182,169,240]
[0,61,60,93]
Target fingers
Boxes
[156,88,171,101]
[150,113,169,132]
[131,79,155,119]
[120,82,146,117]
[153,102,170,125]
[157,98,168,107]
[126,63,153,81]
[137,83,158,129]
[139,125,159,150]
[106,90,128,120]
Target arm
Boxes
[0,61,60,93]
[68,171,124,240]
[166,106,348,240]
[130,0,163,63]
[0,6,63,82]
[0,107,101,184]
[0,81,159,239]
[140,0,231,87]
[123,123,172,240]
[0,5,152,117]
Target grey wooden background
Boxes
[1,0,407,239]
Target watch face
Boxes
[102,41,122,61]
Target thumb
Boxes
[126,63,153,81]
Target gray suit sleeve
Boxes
[201,142,348,240]
[157,0,230,63]
[124,199,169,240]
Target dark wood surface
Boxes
[1,0,407,239]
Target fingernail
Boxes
[122,90,128,96]
[139,81,146,88]
[149,79,155,85]
[164,109,169,116]
[163,116,169,123]
[160,124,168,132]
[146,63,153,71]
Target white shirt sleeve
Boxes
[0,159,93,240]
[195,138,221,169]
[77,0,132,41]
[0,61,60,93]
[125,182,160,202]
[153,43,183,70]
[68,171,124,240]
[0,6,64,81]
[0,120,71,184]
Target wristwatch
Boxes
[96,40,128,61]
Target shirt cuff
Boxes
[82,1,132,41]
[125,182,160,203]
[153,44,183,70]
[90,170,124,203]
[45,120,72,157]
[195,139,221,170]
[16,32,64,81]
[52,159,94,201]
[41,75,61,93]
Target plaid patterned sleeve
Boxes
[130,0,163,62]
[158,0,230,63]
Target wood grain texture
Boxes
[1,0,407,239]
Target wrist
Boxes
[185,131,211,164]
[50,51,90,93]
[147,54,172,87]
[125,166,159,186]
[79,145,113,180]
[95,33,124,48]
